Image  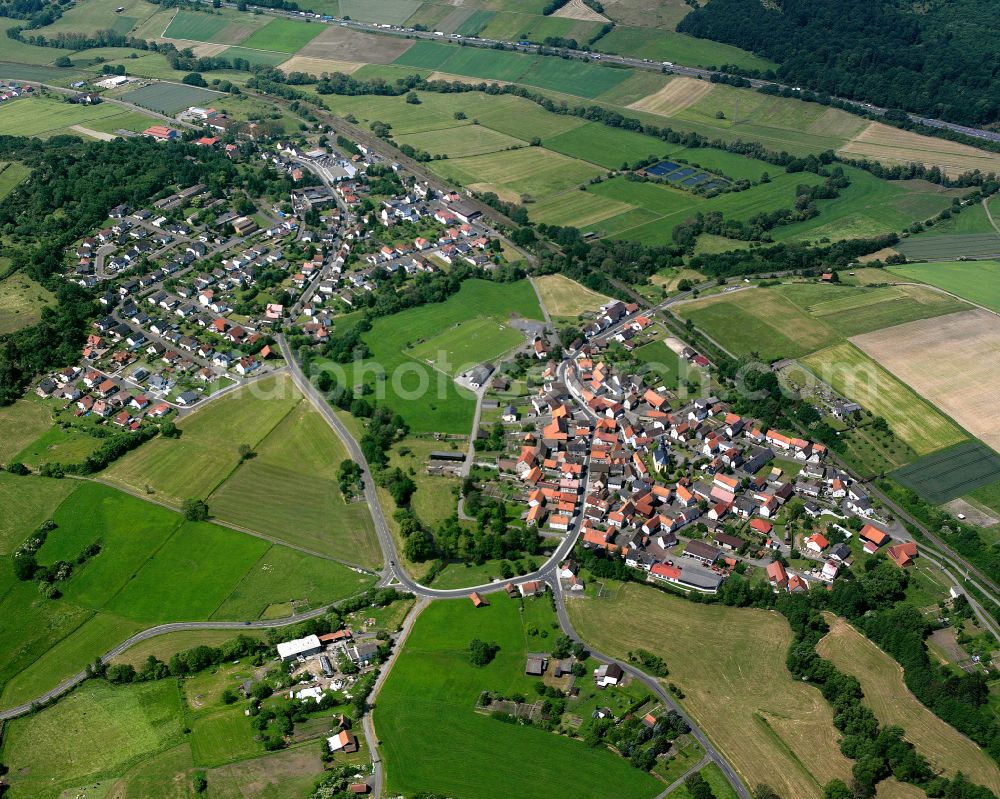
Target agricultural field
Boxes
[817,614,1000,794]
[296,25,415,63]
[892,441,1000,505]
[801,343,966,456]
[121,82,225,115]
[206,399,381,566]
[837,123,1000,178]
[896,234,1000,261]
[345,279,542,433]
[103,374,299,504]
[887,260,1000,313]
[533,273,611,320]
[391,40,631,99]
[162,9,232,41]
[851,309,1000,454]
[0,272,53,334]
[375,597,662,799]
[0,96,159,138]
[674,282,969,360]
[238,18,325,53]
[628,76,715,116]
[568,582,854,799]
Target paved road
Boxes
[188,1,1000,146]
[0,594,364,721]
[550,579,752,799]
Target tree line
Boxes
[677,0,1000,129]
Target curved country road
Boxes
[550,578,752,799]
[0,334,752,799]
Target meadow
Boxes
[0,398,52,467]
[104,374,300,504]
[533,273,611,320]
[0,479,372,708]
[817,614,1000,794]
[568,582,854,799]
[801,342,967,456]
[374,597,662,799]
[0,271,52,334]
[0,679,186,798]
[345,278,542,433]
[0,161,29,201]
[674,282,969,360]
[205,399,381,566]
[887,260,1000,313]
[0,97,158,138]
[891,441,1000,505]
[0,472,74,554]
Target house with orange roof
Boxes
[805,533,829,553]
[859,524,889,548]
[766,561,788,588]
[887,541,918,568]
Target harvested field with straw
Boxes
[628,77,714,116]
[851,309,1000,452]
[838,122,1000,178]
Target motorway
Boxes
[200,0,1000,146]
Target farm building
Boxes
[276,634,322,662]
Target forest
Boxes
[678,0,1000,127]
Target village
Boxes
[30,125,507,432]
[448,295,923,601]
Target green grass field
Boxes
[162,9,231,40]
[801,343,966,456]
[0,478,370,707]
[0,472,75,555]
[0,97,158,138]
[1,679,186,799]
[887,260,1000,313]
[0,161,30,202]
[238,18,324,52]
[896,234,1000,260]
[892,441,1000,505]
[397,123,525,158]
[38,0,159,35]
[206,398,381,566]
[0,398,52,468]
[375,597,662,799]
[104,374,299,504]
[434,146,603,201]
[346,279,542,433]
[674,282,969,360]
[392,40,631,98]
[209,542,372,621]
[13,422,104,468]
